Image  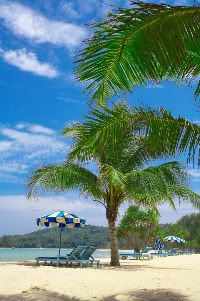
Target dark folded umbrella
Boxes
[154,237,162,250]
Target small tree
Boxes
[117,206,161,252]
[188,235,200,251]
[162,224,190,240]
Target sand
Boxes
[0,255,199,301]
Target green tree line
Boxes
[0,213,199,250]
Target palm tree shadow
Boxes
[0,287,189,301]
[1,262,184,272]
[104,289,189,301]
[2,261,147,272]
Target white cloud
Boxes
[0,1,86,49]
[28,124,55,135]
[188,169,200,177]
[0,195,97,212]
[16,123,55,135]
[58,0,124,20]
[0,162,28,173]
[0,174,24,184]
[15,123,27,130]
[15,122,55,135]
[58,2,80,19]
[1,127,63,151]
[0,48,59,78]
[0,141,13,152]
[0,123,68,183]
[188,169,200,182]
[25,149,55,160]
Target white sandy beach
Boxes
[0,255,199,301]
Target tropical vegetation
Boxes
[76,1,200,105]
[117,205,161,251]
[0,225,112,249]
[176,213,200,250]
[28,105,200,266]
[1,213,200,251]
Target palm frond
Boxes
[27,163,104,200]
[99,164,127,191]
[125,161,200,210]
[170,186,200,210]
[63,104,133,162]
[142,161,188,186]
[126,162,187,197]
[63,104,200,166]
[76,2,200,105]
[195,81,200,99]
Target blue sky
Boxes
[0,0,199,235]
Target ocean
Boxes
[0,248,112,262]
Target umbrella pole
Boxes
[56,228,62,267]
[58,228,62,256]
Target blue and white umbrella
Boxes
[37,211,87,255]
[164,236,185,243]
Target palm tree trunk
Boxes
[108,218,120,266]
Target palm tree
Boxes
[28,106,200,266]
[76,1,200,105]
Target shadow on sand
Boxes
[0,261,184,272]
[0,287,189,301]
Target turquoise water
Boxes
[0,248,111,262]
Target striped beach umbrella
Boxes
[37,211,87,255]
[164,236,185,243]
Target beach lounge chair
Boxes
[119,249,152,260]
[167,248,180,256]
[35,244,86,265]
[184,249,195,255]
[63,245,100,268]
[150,251,168,257]
[143,247,168,257]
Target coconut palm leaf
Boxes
[63,104,200,166]
[27,163,105,200]
[173,187,200,210]
[99,164,127,191]
[76,2,200,105]
[126,162,186,201]
[195,81,200,99]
